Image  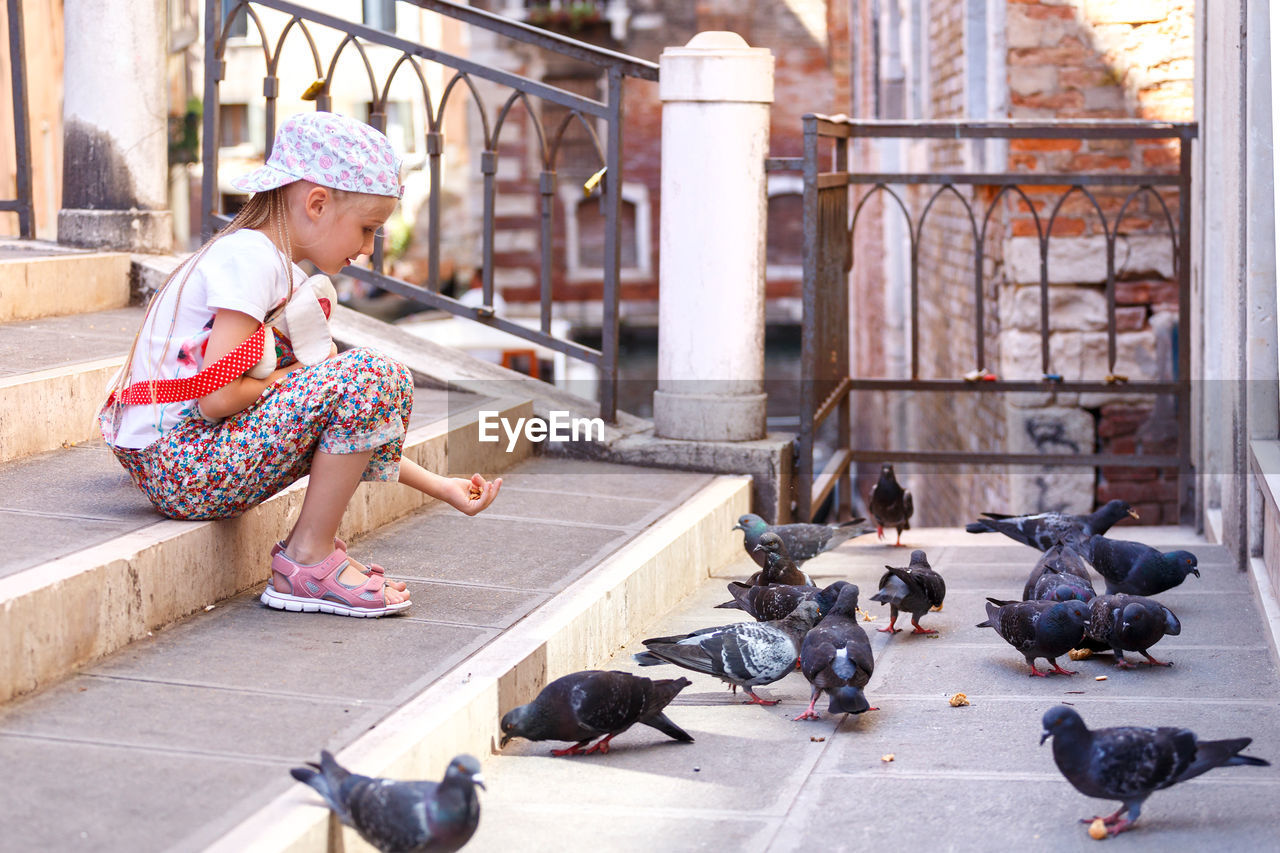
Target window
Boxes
[221,0,248,39]
[219,103,249,147]
[363,0,396,32]
[559,181,651,282]
[361,102,416,154]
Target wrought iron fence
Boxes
[791,116,1197,523]
[202,0,658,421]
[2,0,34,238]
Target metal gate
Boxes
[791,116,1197,523]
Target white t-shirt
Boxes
[103,229,306,449]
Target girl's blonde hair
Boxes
[103,186,296,404]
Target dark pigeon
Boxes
[868,463,913,546]
[637,600,822,705]
[796,584,876,720]
[869,549,945,634]
[1085,593,1181,668]
[965,499,1138,552]
[290,752,483,853]
[714,580,852,622]
[745,532,814,587]
[499,670,693,756]
[976,597,1091,676]
[733,513,871,569]
[1080,535,1199,596]
[1041,705,1269,836]
[1022,544,1097,603]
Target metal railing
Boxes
[2,0,34,238]
[791,116,1197,522]
[202,0,658,421]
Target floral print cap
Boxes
[231,111,404,198]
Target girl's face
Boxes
[297,188,398,275]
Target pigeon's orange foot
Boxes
[1114,658,1136,670]
[877,626,901,634]
[744,691,780,706]
[1142,653,1173,667]
[583,734,615,755]
[1050,662,1078,675]
[550,743,588,757]
[794,709,821,721]
[910,625,937,635]
[1029,665,1050,677]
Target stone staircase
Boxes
[0,243,751,851]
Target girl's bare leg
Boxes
[277,448,410,605]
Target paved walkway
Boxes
[0,458,714,851]
[479,528,1280,851]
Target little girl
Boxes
[100,111,501,618]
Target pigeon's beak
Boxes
[1128,508,1141,520]
[752,543,764,553]
[732,523,744,532]
[473,773,487,791]
[1191,566,1201,577]
[498,733,511,748]
[1040,729,1051,746]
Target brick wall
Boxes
[849,0,1191,526]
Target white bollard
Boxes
[653,32,773,442]
[58,0,172,251]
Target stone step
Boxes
[0,240,133,322]
[0,306,144,463]
[0,388,535,705]
[0,452,748,851]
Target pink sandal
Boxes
[260,548,410,617]
[269,538,388,576]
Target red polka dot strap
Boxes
[110,325,268,405]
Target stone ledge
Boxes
[1249,440,1280,656]
[205,474,751,853]
[0,357,124,463]
[0,398,534,704]
[0,252,132,322]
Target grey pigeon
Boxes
[965,499,1138,551]
[976,597,1091,676]
[715,580,851,622]
[1080,535,1199,596]
[868,463,913,546]
[745,532,814,587]
[638,600,822,705]
[796,584,875,720]
[1022,544,1097,603]
[870,549,945,634]
[1040,705,1269,836]
[733,513,871,568]
[499,670,693,756]
[290,752,483,853]
[1085,593,1180,668]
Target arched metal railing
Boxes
[786,116,1197,522]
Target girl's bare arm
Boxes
[197,308,302,420]
[397,457,502,516]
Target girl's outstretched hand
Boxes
[445,473,502,516]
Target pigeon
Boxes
[1040,705,1270,836]
[976,597,1091,676]
[1085,593,1181,668]
[745,532,814,587]
[869,549,945,634]
[1079,535,1199,596]
[498,670,693,756]
[1022,544,1097,603]
[733,513,871,569]
[290,752,483,853]
[637,600,822,705]
[965,499,1138,551]
[796,584,876,720]
[868,463,913,546]
[714,580,851,622]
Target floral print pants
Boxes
[111,348,413,520]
